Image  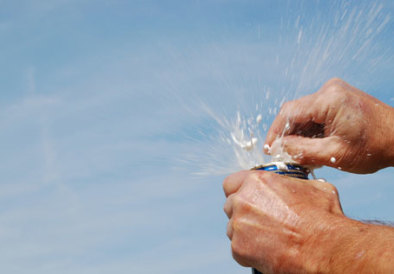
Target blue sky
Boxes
[0,1,393,273]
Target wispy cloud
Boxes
[0,1,393,273]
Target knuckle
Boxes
[231,241,249,267]
[233,195,252,213]
[319,183,341,209]
[238,200,252,213]
[279,101,294,115]
[329,183,338,194]
[327,77,344,85]
[254,170,272,183]
[242,171,273,193]
[320,78,345,96]
[242,172,262,189]
[281,101,291,109]
[230,237,239,253]
[232,216,240,227]
[324,181,337,192]
[232,253,249,267]
[223,197,231,215]
[231,216,247,235]
[222,175,231,192]
[232,194,242,205]
[320,181,338,193]
[226,220,233,239]
[257,171,276,187]
[230,194,247,213]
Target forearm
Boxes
[376,103,394,168]
[329,217,394,273]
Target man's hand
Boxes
[223,170,344,273]
[265,78,394,173]
[223,170,394,273]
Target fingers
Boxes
[306,179,344,215]
[281,135,344,167]
[223,170,254,241]
[223,170,251,197]
[223,194,234,218]
[226,219,233,239]
[265,93,328,147]
[308,179,338,196]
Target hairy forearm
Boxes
[328,217,394,273]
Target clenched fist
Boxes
[223,170,394,273]
[223,170,344,273]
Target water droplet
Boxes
[264,144,271,153]
[285,121,290,131]
[256,114,263,124]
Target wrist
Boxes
[383,106,394,167]
[373,103,394,169]
[327,218,394,273]
[326,218,367,273]
[301,215,377,273]
[298,214,352,273]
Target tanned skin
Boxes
[223,78,394,273]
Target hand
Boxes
[223,170,344,273]
[223,170,394,273]
[265,78,394,173]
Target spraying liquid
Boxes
[182,1,390,178]
[177,3,390,272]
[230,112,306,170]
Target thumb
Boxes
[281,135,344,168]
